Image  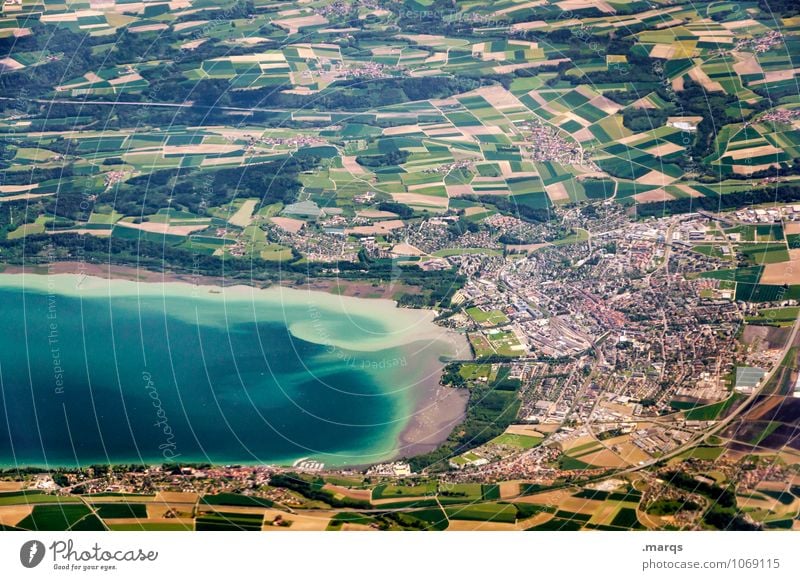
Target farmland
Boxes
[0,476,649,531]
[0,0,797,276]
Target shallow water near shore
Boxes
[0,273,466,468]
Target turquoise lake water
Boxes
[0,274,456,468]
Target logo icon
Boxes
[20,540,46,568]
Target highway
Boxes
[0,95,422,118]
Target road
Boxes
[0,96,421,118]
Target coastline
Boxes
[0,261,417,301]
[0,262,471,469]
[394,336,470,461]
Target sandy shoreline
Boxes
[395,372,469,460]
[0,261,472,467]
[392,331,472,461]
[0,261,417,300]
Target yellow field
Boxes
[0,505,32,527]
[261,508,334,531]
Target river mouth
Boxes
[0,273,467,469]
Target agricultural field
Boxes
[444,502,518,523]
[0,0,796,257]
[746,307,800,326]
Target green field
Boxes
[692,245,728,259]
[195,511,264,531]
[558,455,594,470]
[201,493,274,508]
[372,482,438,500]
[736,284,800,302]
[458,363,497,382]
[609,507,643,529]
[107,522,192,531]
[326,512,378,530]
[93,503,148,519]
[676,446,726,461]
[17,504,98,531]
[440,483,483,500]
[482,484,501,501]
[466,307,510,326]
[490,433,544,449]
[746,307,800,326]
[444,502,517,523]
[0,491,82,506]
[738,244,789,265]
[698,266,764,284]
[684,395,743,420]
[527,518,583,531]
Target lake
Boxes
[0,273,463,468]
